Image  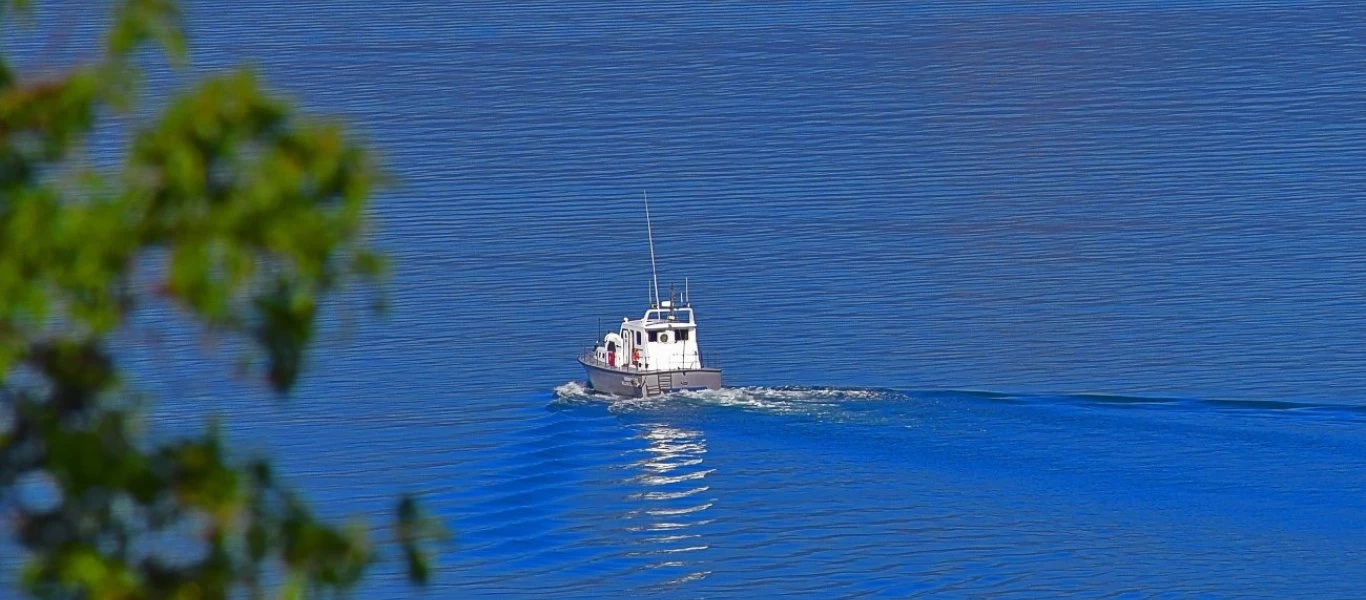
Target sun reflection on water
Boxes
[622,423,714,586]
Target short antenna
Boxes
[644,191,662,309]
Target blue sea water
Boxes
[9,0,1366,596]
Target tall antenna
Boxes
[643,191,662,308]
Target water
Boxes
[10,0,1366,596]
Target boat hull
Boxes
[578,357,722,397]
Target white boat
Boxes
[578,194,723,397]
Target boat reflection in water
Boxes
[621,423,715,586]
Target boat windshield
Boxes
[644,308,693,323]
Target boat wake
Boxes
[553,381,1366,422]
[552,381,904,416]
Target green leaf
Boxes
[107,0,186,63]
[395,494,449,586]
[0,1,428,598]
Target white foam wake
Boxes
[551,381,902,415]
[553,380,594,399]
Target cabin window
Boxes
[677,329,690,341]
[636,331,642,345]
[648,331,658,342]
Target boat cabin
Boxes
[593,300,702,372]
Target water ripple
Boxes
[37,0,1366,596]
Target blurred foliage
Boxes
[0,0,444,597]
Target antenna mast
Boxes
[644,191,662,308]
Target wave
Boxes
[976,390,1366,417]
[552,381,905,415]
[928,389,1366,419]
[553,381,1366,420]
[551,380,596,399]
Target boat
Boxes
[578,194,723,397]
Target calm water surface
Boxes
[14,1,1366,596]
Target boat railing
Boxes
[579,346,721,372]
[698,350,722,369]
